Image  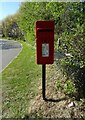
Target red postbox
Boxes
[36,20,54,64]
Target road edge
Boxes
[1,41,23,73]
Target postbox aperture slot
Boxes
[37,28,53,32]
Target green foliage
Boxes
[17,2,84,67]
[81,114,85,119]
[1,14,24,40]
[56,79,62,90]
[64,79,76,95]
[80,98,85,103]
[17,2,52,43]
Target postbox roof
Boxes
[36,20,54,30]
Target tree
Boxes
[1,14,24,39]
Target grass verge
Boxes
[1,41,41,118]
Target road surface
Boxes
[0,39,22,73]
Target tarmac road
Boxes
[0,39,22,73]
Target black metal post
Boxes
[42,64,46,100]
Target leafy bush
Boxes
[64,79,77,96]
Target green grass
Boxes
[1,41,41,118]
